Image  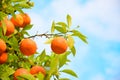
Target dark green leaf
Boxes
[61,69,78,78]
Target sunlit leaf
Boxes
[67,14,72,27]
[72,30,88,44]
[37,73,44,80]
[1,20,7,35]
[67,35,74,48]
[59,51,71,68]
[59,78,70,80]
[55,26,67,33]
[61,69,78,78]
[44,38,53,44]
[70,46,76,56]
[17,74,35,80]
[56,22,67,28]
[23,24,33,30]
[51,21,55,33]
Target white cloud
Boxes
[90,74,105,80]
[102,52,120,78]
[40,0,120,41]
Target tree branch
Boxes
[26,33,64,39]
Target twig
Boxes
[26,33,63,39]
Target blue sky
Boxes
[25,0,120,80]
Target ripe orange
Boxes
[5,20,15,36]
[14,68,30,80]
[0,52,8,64]
[51,37,68,54]
[30,65,46,75]
[20,13,31,28]
[0,20,15,36]
[0,39,6,54]
[10,14,23,27]
[20,38,37,56]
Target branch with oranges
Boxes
[0,0,88,80]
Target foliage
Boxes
[0,0,87,80]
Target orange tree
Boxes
[0,0,88,80]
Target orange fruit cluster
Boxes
[0,13,69,79]
[0,39,7,64]
[14,65,46,80]
[0,13,35,64]
[10,13,31,28]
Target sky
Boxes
[24,0,120,80]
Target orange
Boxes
[0,39,6,54]
[20,38,37,56]
[0,52,8,64]
[14,68,30,80]
[5,20,15,36]
[0,20,15,36]
[30,65,46,75]
[20,13,31,28]
[10,14,23,27]
[51,37,68,54]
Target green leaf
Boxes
[56,22,67,28]
[1,20,7,35]
[0,65,15,79]
[67,35,74,48]
[0,12,7,20]
[59,51,71,68]
[70,46,76,56]
[17,74,35,80]
[61,69,78,78]
[8,36,19,51]
[39,49,46,61]
[72,30,88,44]
[67,14,72,27]
[23,24,33,30]
[59,78,70,80]
[51,21,55,33]
[0,28,3,37]
[36,73,44,80]
[36,49,46,65]
[55,26,67,33]
[49,55,59,73]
